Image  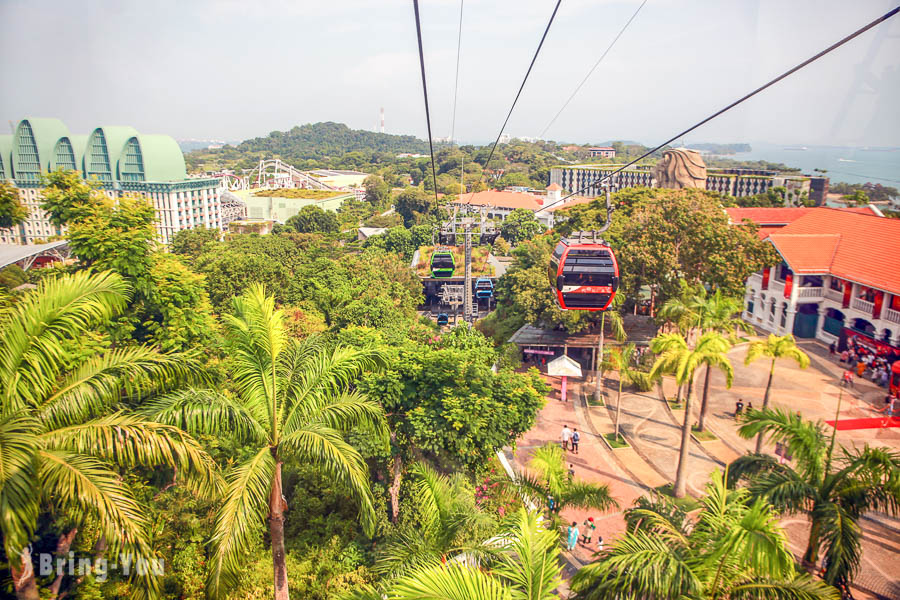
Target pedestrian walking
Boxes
[735,398,744,419]
[567,463,575,479]
[567,522,579,551]
[547,495,555,513]
[561,424,572,451]
[747,402,754,412]
[596,535,604,553]
[582,517,595,545]
[840,350,849,364]
[829,341,836,355]
[571,429,580,454]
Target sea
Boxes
[725,142,900,187]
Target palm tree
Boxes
[375,462,497,579]
[602,343,636,441]
[143,284,387,600]
[649,332,732,497]
[379,508,563,600]
[517,443,618,518]
[0,271,221,600]
[729,408,900,588]
[594,296,626,404]
[571,469,839,600]
[744,334,810,452]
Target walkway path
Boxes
[510,376,646,568]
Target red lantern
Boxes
[783,273,792,299]
[761,267,770,290]
[842,280,852,309]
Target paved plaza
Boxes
[511,337,900,599]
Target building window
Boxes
[829,277,844,292]
[776,263,792,282]
[780,304,787,328]
[801,275,823,287]
[747,299,755,314]
[857,286,875,302]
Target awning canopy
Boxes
[0,241,70,270]
[547,355,583,377]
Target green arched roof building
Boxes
[6,119,191,185]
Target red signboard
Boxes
[761,268,770,290]
[873,290,884,320]
[783,273,792,299]
[842,281,852,309]
[843,328,899,358]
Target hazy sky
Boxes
[2,0,898,147]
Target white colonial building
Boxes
[741,208,900,353]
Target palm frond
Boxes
[562,480,619,513]
[40,413,224,498]
[279,424,377,536]
[387,561,511,600]
[206,446,275,599]
[36,449,149,558]
[223,285,285,438]
[0,411,40,558]
[139,388,268,444]
[815,500,862,588]
[570,529,700,600]
[737,408,827,481]
[492,508,561,600]
[0,270,129,411]
[280,343,384,437]
[729,574,840,599]
[38,346,208,428]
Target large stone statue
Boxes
[652,148,707,189]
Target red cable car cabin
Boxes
[549,239,619,311]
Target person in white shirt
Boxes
[561,425,572,451]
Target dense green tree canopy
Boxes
[559,187,777,301]
[285,205,340,234]
[0,180,28,229]
[500,208,546,246]
[170,227,220,258]
[360,330,547,468]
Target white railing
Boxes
[798,286,823,298]
[825,288,844,302]
[885,308,900,325]
[852,297,874,313]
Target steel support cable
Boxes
[537,5,900,213]
[413,0,441,209]
[449,0,464,143]
[471,0,562,200]
[539,0,648,139]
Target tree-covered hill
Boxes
[186,122,430,171]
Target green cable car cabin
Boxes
[430,250,456,278]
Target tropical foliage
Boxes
[729,408,900,589]
[571,469,840,600]
[0,271,220,599]
[141,285,387,599]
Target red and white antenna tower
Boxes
[380,107,385,133]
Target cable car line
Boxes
[412,0,440,208]
[539,0,648,140]
[449,0,464,143]
[537,4,900,214]
[477,0,562,185]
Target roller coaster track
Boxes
[216,159,340,192]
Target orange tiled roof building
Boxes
[740,208,900,352]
